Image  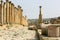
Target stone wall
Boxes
[48,26,57,37]
[48,25,60,37]
[40,36,60,40]
[59,27,60,36]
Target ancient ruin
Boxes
[0,0,28,26]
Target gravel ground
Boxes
[0,25,38,40]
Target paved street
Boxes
[0,25,39,40]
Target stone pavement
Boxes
[0,25,38,40]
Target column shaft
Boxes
[3,2,6,24]
[39,6,42,24]
[18,6,21,24]
[11,3,14,24]
[9,1,12,24]
[14,7,19,24]
[6,0,9,24]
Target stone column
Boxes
[14,7,16,24]
[20,9,23,25]
[11,3,14,24]
[9,1,11,24]
[18,5,21,24]
[16,8,19,24]
[0,5,1,24]
[0,0,4,25]
[3,2,6,24]
[14,7,18,24]
[14,7,15,24]
[6,0,9,24]
[38,6,42,24]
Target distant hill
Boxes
[28,18,50,23]
[28,19,38,25]
[28,17,60,25]
[28,19,38,23]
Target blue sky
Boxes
[3,0,60,19]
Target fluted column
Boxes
[6,0,9,24]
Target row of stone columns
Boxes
[0,0,23,25]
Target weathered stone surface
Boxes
[48,24,60,37]
[40,35,60,40]
[0,25,37,40]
